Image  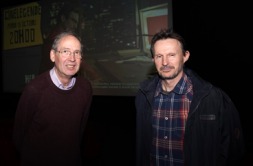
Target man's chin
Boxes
[159,74,173,80]
[159,72,179,80]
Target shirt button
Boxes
[165,117,168,120]
[164,136,167,139]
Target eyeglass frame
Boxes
[54,49,83,59]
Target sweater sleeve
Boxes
[12,84,40,152]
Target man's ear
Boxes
[183,50,190,63]
[50,49,55,62]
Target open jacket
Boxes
[135,68,244,166]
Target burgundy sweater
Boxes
[13,71,93,166]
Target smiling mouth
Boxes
[66,64,76,67]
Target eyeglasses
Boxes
[55,49,83,59]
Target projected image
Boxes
[2,0,173,96]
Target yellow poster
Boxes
[3,2,43,50]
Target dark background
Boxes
[1,0,252,165]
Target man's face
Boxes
[50,35,82,81]
[152,38,189,81]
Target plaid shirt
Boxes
[151,74,193,166]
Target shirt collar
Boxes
[50,67,76,90]
[155,73,192,96]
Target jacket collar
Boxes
[139,67,213,103]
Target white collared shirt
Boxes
[50,67,76,90]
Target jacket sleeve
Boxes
[221,90,245,166]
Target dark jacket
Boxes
[135,68,244,166]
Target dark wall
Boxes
[172,0,253,152]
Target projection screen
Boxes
[2,0,173,96]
